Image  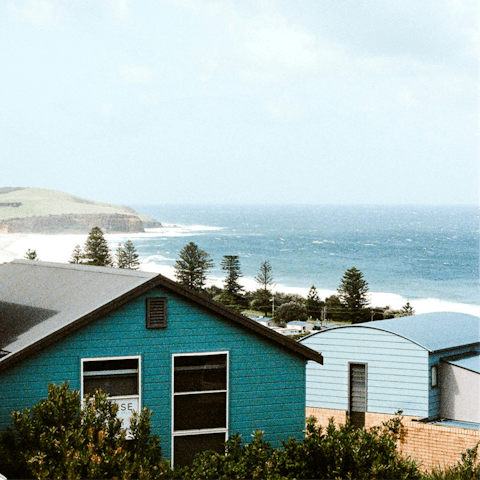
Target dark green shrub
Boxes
[175,415,421,479]
[0,382,168,479]
[3,384,475,480]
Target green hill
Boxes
[0,187,160,233]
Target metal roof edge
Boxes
[11,259,157,278]
[148,274,324,365]
[0,275,160,373]
[440,350,480,374]
[0,271,323,372]
[300,323,432,352]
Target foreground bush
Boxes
[1,383,477,479]
[0,383,167,480]
[174,416,421,479]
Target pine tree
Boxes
[305,285,324,320]
[399,301,415,317]
[255,260,274,291]
[69,244,84,264]
[221,255,243,296]
[83,227,113,267]
[116,240,140,270]
[174,242,214,291]
[252,261,274,316]
[337,267,370,323]
[24,249,38,260]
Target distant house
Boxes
[300,313,479,427]
[287,321,314,333]
[0,260,323,466]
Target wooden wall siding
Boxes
[0,287,306,461]
[302,327,429,417]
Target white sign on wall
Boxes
[110,396,139,431]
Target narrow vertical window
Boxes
[146,297,167,329]
[172,352,228,467]
[349,363,367,428]
[431,365,438,388]
[82,356,141,431]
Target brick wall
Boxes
[307,407,480,471]
[306,407,347,427]
[399,419,480,471]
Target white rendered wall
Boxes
[440,362,480,423]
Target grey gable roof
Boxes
[304,312,479,353]
[0,260,158,357]
[0,260,323,370]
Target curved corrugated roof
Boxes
[305,312,479,352]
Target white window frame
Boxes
[431,364,438,388]
[81,355,142,432]
[171,351,229,466]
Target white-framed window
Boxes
[431,364,438,388]
[81,355,141,431]
[172,352,229,467]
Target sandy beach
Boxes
[0,232,478,317]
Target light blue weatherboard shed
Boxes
[300,313,479,426]
[0,260,323,466]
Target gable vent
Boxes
[146,297,167,329]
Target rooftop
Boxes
[0,260,323,369]
[305,312,479,352]
[0,260,157,354]
[442,351,480,374]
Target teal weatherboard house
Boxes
[0,260,323,466]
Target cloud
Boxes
[119,64,154,85]
[109,0,130,21]
[7,0,61,27]
[236,15,353,84]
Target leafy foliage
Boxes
[174,416,421,479]
[0,383,166,480]
[174,242,214,291]
[24,249,38,260]
[273,301,308,326]
[250,288,273,316]
[1,385,476,479]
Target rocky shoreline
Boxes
[0,213,161,234]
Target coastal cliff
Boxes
[0,187,161,233]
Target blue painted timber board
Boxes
[0,287,308,460]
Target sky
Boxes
[0,0,478,205]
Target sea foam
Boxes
[0,230,478,317]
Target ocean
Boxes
[0,204,477,315]
[126,204,479,314]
